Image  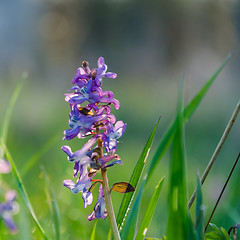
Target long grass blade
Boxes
[166,81,190,240]
[0,140,49,240]
[195,172,204,240]
[135,177,165,240]
[121,178,146,240]
[42,167,60,240]
[116,118,160,233]
[0,73,27,157]
[146,54,231,183]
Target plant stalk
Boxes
[188,101,240,209]
[96,126,121,240]
[205,152,240,232]
[101,169,121,240]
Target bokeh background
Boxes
[1,0,240,239]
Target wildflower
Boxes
[82,188,93,208]
[104,121,127,154]
[63,105,116,140]
[0,158,11,174]
[88,185,107,221]
[62,57,131,225]
[72,57,117,87]
[0,190,18,233]
[66,79,120,110]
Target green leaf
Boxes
[111,182,135,193]
[145,238,162,240]
[42,167,60,240]
[146,54,231,183]
[220,227,230,240]
[90,221,97,240]
[209,223,222,236]
[121,178,146,240]
[135,177,165,240]
[195,172,204,240]
[166,81,191,240]
[116,118,160,233]
[0,73,26,157]
[205,231,223,239]
[0,140,49,240]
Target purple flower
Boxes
[88,185,107,221]
[0,158,11,174]
[93,57,117,87]
[63,105,117,140]
[72,57,117,87]
[104,121,127,153]
[66,79,120,110]
[0,190,18,233]
[62,136,97,163]
[63,166,95,194]
[82,188,93,208]
[91,154,123,170]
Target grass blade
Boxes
[135,177,165,240]
[195,172,204,240]
[116,118,160,233]
[146,54,231,183]
[0,140,49,240]
[0,73,27,157]
[90,221,98,240]
[166,81,190,240]
[121,178,146,240]
[42,167,60,240]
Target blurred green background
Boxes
[0,1,240,239]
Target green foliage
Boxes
[120,178,146,240]
[166,81,191,240]
[0,73,26,148]
[205,224,230,240]
[42,167,60,240]
[1,141,49,240]
[116,118,160,233]
[90,221,98,240]
[195,173,204,240]
[135,177,165,240]
[146,54,232,184]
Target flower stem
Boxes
[96,125,121,240]
[101,168,121,240]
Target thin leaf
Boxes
[205,231,223,239]
[195,172,204,240]
[135,177,165,240]
[145,238,162,240]
[121,178,146,240]
[107,229,111,240]
[146,54,231,183]
[209,223,222,236]
[90,221,97,240]
[0,73,26,157]
[42,167,60,240]
[21,134,60,177]
[166,81,190,240]
[220,227,230,240]
[111,182,135,193]
[116,118,160,233]
[0,140,49,240]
